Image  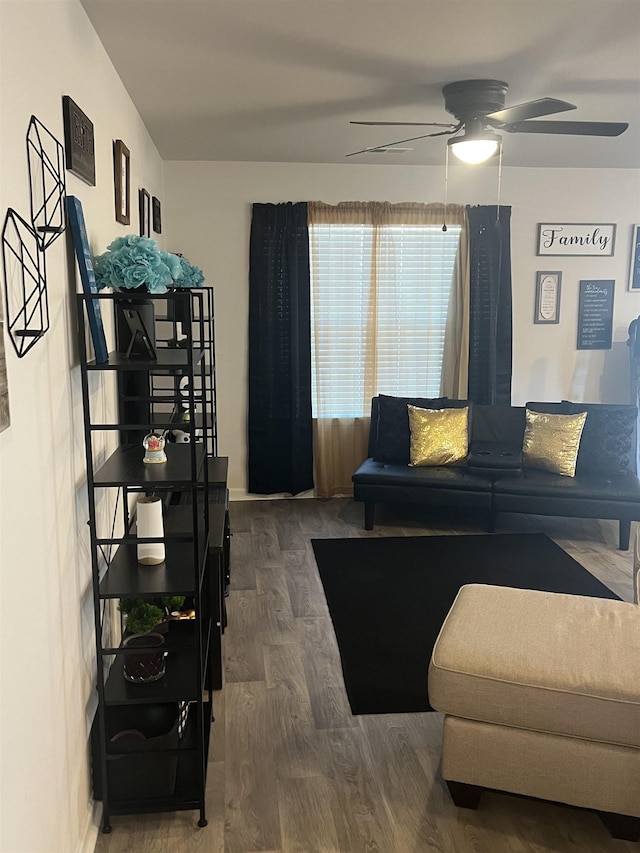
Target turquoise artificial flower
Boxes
[174,256,205,288]
[93,235,205,293]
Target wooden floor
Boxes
[95,499,638,853]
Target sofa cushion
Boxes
[374,395,469,464]
[428,584,640,749]
[527,401,638,476]
[492,467,640,501]
[408,405,469,467]
[564,401,638,476]
[352,457,492,491]
[374,395,446,464]
[522,409,587,477]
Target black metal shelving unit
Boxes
[77,289,229,833]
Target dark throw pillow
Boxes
[562,401,637,476]
[374,395,469,465]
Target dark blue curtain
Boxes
[466,205,512,404]
[248,202,314,495]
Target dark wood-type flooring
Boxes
[95,499,637,852]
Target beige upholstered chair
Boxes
[428,570,640,841]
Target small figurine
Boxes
[143,432,167,464]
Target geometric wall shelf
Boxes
[1,208,49,357]
[26,115,66,250]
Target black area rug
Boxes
[312,533,619,715]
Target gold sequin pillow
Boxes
[522,409,587,477]
[407,405,469,467]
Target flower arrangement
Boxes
[94,235,205,294]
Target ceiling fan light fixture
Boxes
[448,132,501,164]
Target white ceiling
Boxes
[80,0,640,168]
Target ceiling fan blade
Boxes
[504,119,629,137]
[350,121,455,127]
[486,97,576,125]
[346,126,460,157]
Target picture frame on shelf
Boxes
[113,140,130,225]
[138,188,151,237]
[628,224,640,291]
[66,196,108,363]
[534,271,561,324]
[62,96,95,186]
[537,223,616,257]
[152,196,162,234]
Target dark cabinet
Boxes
[77,289,229,832]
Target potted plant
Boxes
[118,597,186,683]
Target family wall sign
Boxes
[537,223,616,257]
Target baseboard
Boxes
[76,802,100,853]
[229,488,316,501]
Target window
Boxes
[310,222,462,418]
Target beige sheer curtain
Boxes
[309,201,469,498]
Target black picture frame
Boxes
[152,196,162,234]
[577,280,615,350]
[62,96,95,186]
[113,140,130,225]
[534,271,561,324]
[118,305,157,359]
[66,196,108,363]
[139,188,151,237]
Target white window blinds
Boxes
[310,222,462,418]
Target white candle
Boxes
[136,495,165,565]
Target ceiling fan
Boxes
[347,79,629,163]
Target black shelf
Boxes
[104,643,200,705]
[78,288,227,832]
[99,534,208,599]
[93,443,205,487]
[85,348,205,371]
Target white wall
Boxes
[0,3,164,851]
[164,161,640,497]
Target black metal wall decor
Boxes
[0,115,66,357]
[27,115,66,250]
[62,95,96,186]
[2,208,49,357]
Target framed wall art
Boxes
[534,271,561,324]
[62,96,95,186]
[113,140,130,225]
[577,280,615,350]
[152,196,162,234]
[138,188,151,237]
[537,223,616,257]
[629,225,640,291]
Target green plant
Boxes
[118,599,164,635]
[161,595,186,613]
[118,596,187,635]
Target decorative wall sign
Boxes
[139,188,151,237]
[534,271,561,324]
[113,140,130,225]
[66,196,108,363]
[62,96,95,186]
[152,196,162,234]
[628,225,640,291]
[537,223,616,256]
[577,280,615,350]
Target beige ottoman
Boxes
[428,583,640,840]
